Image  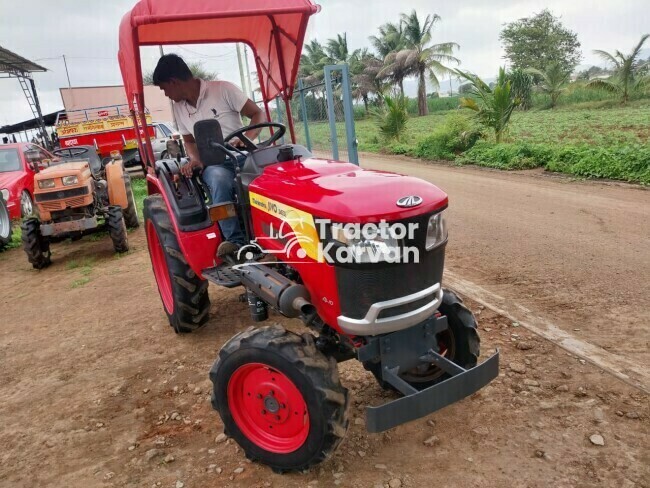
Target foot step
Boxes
[202,264,241,288]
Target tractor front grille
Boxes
[35,186,89,202]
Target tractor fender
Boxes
[105,160,128,208]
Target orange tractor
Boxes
[21,147,139,268]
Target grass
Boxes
[298,100,650,184]
[71,277,91,289]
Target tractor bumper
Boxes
[365,350,499,433]
[41,217,98,236]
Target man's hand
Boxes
[181,159,202,177]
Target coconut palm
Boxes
[526,62,572,108]
[325,33,352,65]
[350,49,384,114]
[384,11,460,116]
[300,40,328,85]
[587,34,650,103]
[457,67,520,143]
[369,22,406,59]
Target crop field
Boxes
[295,103,650,184]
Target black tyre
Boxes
[366,289,480,391]
[143,195,210,333]
[21,218,51,269]
[0,198,12,251]
[106,206,129,253]
[210,325,349,473]
[122,173,140,229]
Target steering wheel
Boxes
[223,122,286,152]
[52,147,90,159]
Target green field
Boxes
[296,101,650,184]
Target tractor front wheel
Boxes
[143,195,210,333]
[210,325,349,473]
[21,218,51,269]
[122,173,140,229]
[0,199,13,251]
[106,206,129,253]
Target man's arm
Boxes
[241,99,267,141]
[180,133,202,177]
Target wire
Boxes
[173,45,237,59]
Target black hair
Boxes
[152,54,193,85]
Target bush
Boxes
[459,141,650,183]
[373,95,409,142]
[414,112,483,160]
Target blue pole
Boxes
[340,64,359,165]
[324,65,339,160]
[298,79,312,151]
[275,96,286,145]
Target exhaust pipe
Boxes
[238,264,315,318]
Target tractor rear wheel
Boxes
[0,199,13,251]
[210,325,349,473]
[106,206,129,253]
[143,195,210,333]
[122,173,140,229]
[365,289,480,391]
[21,218,51,269]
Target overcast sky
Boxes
[1,0,648,129]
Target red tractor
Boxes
[119,0,498,473]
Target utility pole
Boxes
[236,43,247,95]
[62,54,73,110]
[243,45,254,100]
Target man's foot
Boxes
[217,241,241,259]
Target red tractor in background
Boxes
[119,0,498,473]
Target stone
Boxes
[216,468,222,474]
[388,479,402,488]
[215,433,227,444]
[512,322,520,327]
[523,379,539,387]
[616,410,624,416]
[516,341,534,351]
[104,472,115,480]
[164,454,175,463]
[589,434,605,446]
[423,435,439,447]
[374,464,387,470]
[472,426,489,436]
[556,385,569,392]
[576,387,588,397]
[233,467,244,474]
[625,411,640,419]
[175,482,184,488]
[354,418,364,426]
[144,449,162,462]
[426,420,436,428]
[509,362,526,374]
[143,388,150,394]
[128,445,136,451]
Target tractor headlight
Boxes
[62,175,78,186]
[425,210,447,250]
[0,189,8,201]
[330,223,400,263]
[38,179,56,189]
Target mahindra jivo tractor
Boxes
[119,0,498,473]
[21,146,139,268]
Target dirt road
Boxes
[0,162,648,487]
[360,154,650,377]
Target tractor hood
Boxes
[36,161,91,180]
[249,157,448,222]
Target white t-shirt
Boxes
[173,79,248,138]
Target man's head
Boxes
[153,54,194,102]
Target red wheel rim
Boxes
[146,220,174,313]
[227,363,309,453]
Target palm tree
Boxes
[526,62,571,108]
[350,49,384,114]
[587,34,650,103]
[300,40,328,85]
[457,67,520,143]
[369,22,405,58]
[325,33,352,65]
[385,11,460,116]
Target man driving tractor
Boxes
[152,54,266,258]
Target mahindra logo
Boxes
[396,195,423,208]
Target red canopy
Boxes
[117,0,320,166]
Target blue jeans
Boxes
[202,154,247,245]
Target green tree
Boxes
[325,33,352,64]
[373,94,409,141]
[457,67,520,143]
[143,61,217,85]
[350,49,384,114]
[299,40,328,85]
[587,34,650,103]
[506,68,534,110]
[369,22,406,58]
[526,62,571,108]
[397,11,460,116]
[500,9,581,74]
